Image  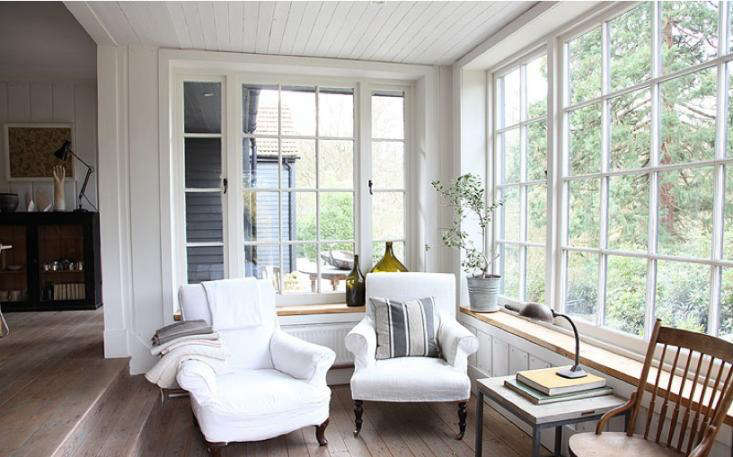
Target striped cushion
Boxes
[371,296,441,360]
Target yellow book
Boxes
[516,366,606,396]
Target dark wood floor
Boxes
[0,310,548,457]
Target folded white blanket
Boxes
[202,278,262,330]
[149,332,220,356]
[160,339,222,356]
[145,343,230,389]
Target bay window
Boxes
[178,74,408,305]
[491,1,733,345]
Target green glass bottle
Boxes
[345,254,365,307]
[370,241,408,273]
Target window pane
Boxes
[660,68,717,164]
[605,256,646,336]
[566,251,599,324]
[568,27,602,105]
[658,167,714,258]
[243,191,279,242]
[372,241,405,265]
[319,88,353,138]
[319,140,353,189]
[502,128,520,183]
[720,268,733,341]
[243,138,279,188]
[608,174,649,251]
[527,247,545,303]
[185,138,221,188]
[283,243,318,294]
[568,103,602,175]
[281,86,315,136]
[656,260,709,333]
[609,4,652,92]
[527,55,547,119]
[610,90,651,170]
[662,1,719,75]
[290,192,316,242]
[502,68,521,127]
[725,166,733,259]
[242,84,278,135]
[501,186,521,241]
[372,94,404,139]
[185,193,222,243]
[188,246,224,283]
[568,178,600,247]
[184,82,221,134]
[319,242,354,292]
[320,192,354,240]
[248,247,281,294]
[729,62,733,156]
[372,141,404,189]
[527,184,546,243]
[502,244,521,299]
[372,192,404,241]
[282,139,315,188]
[527,121,546,181]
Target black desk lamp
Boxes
[53,141,94,211]
[506,302,588,379]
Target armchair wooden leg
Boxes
[316,418,329,445]
[353,400,364,437]
[204,440,227,457]
[457,401,467,440]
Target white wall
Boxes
[0,2,98,209]
[97,45,451,374]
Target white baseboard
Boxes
[103,328,129,358]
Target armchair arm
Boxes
[270,329,336,386]
[438,319,478,371]
[345,317,377,370]
[595,392,636,435]
[177,359,218,404]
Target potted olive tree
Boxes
[432,174,502,312]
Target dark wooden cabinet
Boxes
[0,212,101,311]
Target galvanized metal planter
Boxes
[467,275,501,312]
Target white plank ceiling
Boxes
[71,1,534,65]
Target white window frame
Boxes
[173,70,412,306]
[491,47,551,307]
[489,1,733,354]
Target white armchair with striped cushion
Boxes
[344,272,478,439]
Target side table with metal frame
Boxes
[475,376,628,457]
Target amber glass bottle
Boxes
[345,255,365,307]
[369,241,408,273]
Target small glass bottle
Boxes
[370,241,408,273]
[345,255,365,307]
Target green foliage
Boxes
[565,2,725,335]
[297,193,353,258]
[432,174,500,276]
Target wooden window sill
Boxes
[460,306,733,426]
[173,303,365,321]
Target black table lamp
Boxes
[53,141,94,211]
[506,302,587,379]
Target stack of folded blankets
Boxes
[145,319,230,389]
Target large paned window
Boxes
[179,76,409,304]
[492,2,733,344]
[494,54,548,304]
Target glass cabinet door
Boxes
[0,225,28,306]
[38,224,86,303]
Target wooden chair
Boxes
[569,319,733,457]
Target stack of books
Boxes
[504,366,613,405]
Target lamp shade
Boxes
[517,302,554,323]
[53,141,71,160]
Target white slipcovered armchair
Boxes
[177,279,336,456]
[345,273,479,439]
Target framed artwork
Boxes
[4,123,74,181]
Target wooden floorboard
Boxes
[0,311,548,457]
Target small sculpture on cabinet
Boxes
[52,164,66,211]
